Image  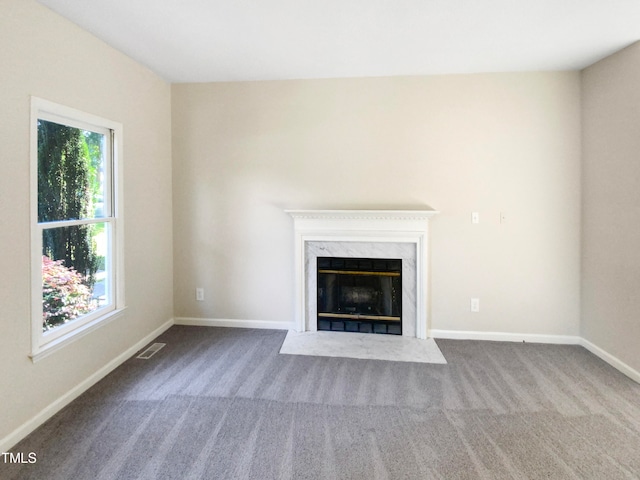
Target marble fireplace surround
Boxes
[286,210,439,339]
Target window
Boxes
[30,98,124,360]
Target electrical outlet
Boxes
[472,212,480,224]
[500,212,507,224]
[470,298,480,312]
[196,287,204,301]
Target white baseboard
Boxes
[0,318,174,453]
[174,317,294,331]
[430,329,581,345]
[579,338,640,384]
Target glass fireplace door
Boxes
[317,257,402,335]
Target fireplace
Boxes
[286,209,439,339]
[317,257,402,335]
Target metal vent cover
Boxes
[136,342,166,359]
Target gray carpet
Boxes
[3,326,640,479]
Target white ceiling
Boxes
[37,0,640,83]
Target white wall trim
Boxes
[0,318,174,453]
[174,317,294,330]
[430,329,581,345]
[579,338,640,384]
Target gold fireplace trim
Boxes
[318,312,401,322]
[317,269,400,277]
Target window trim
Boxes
[30,97,125,361]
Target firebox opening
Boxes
[317,257,402,335]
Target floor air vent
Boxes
[136,343,166,359]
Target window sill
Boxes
[30,307,127,363]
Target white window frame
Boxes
[30,97,125,361]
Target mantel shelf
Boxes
[285,209,440,221]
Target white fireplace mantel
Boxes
[286,209,439,339]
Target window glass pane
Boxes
[41,223,110,332]
[37,119,107,222]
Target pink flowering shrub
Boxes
[42,255,96,331]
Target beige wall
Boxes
[172,72,582,337]
[581,42,640,372]
[0,0,173,445]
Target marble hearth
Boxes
[286,209,439,339]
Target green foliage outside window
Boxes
[38,120,104,330]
